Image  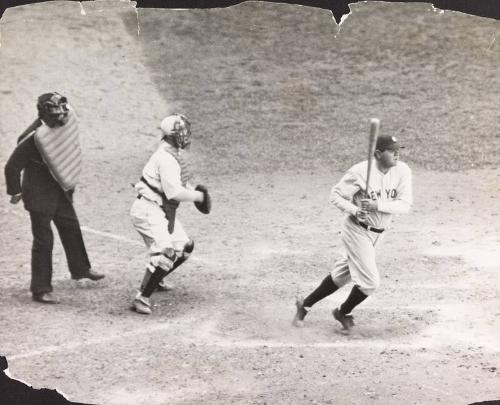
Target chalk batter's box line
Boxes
[80,225,215,265]
[9,311,499,362]
[0,327,449,361]
[80,226,143,246]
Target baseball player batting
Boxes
[293,122,413,331]
[130,114,211,315]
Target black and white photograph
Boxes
[0,1,499,404]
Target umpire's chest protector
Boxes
[34,110,82,191]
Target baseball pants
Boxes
[130,197,189,256]
[29,197,91,294]
[330,216,384,296]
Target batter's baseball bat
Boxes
[365,118,380,197]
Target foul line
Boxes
[80,226,143,246]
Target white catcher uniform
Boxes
[329,160,412,295]
[130,141,191,266]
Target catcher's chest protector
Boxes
[34,111,82,191]
[163,146,192,186]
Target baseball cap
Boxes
[376,135,404,151]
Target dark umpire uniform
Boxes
[4,93,104,304]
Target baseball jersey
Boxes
[330,160,412,229]
[134,141,191,204]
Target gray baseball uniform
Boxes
[330,160,412,295]
[293,134,413,330]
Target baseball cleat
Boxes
[132,296,152,315]
[332,307,355,330]
[292,296,309,327]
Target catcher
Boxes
[130,114,211,315]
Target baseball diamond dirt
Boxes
[0,1,499,404]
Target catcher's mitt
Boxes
[194,184,211,214]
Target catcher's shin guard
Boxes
[142,250,176,298]
[164,240,194,277]
[140,266,154,292]
[141,267,168,298]
[140,266,172,292]
[142,241,195,297]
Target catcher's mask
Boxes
[37,92,69,127]
[160,114,191,149]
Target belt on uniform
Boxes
[351,216,385,233]
[358,221,384,233]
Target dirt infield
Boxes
[0,2,499,404]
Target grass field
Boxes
[0,1,499,404]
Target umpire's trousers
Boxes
[29,195,91,294]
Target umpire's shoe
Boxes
[292,296,309,327]
[72,270,105,281]
[32,292,60,304]
[332,307,355,330]
[132,296,152,315]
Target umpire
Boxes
[4,92,104,304]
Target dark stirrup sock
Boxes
[142,267,168,298]
[303,275,339,308]
[339,285,368,315]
